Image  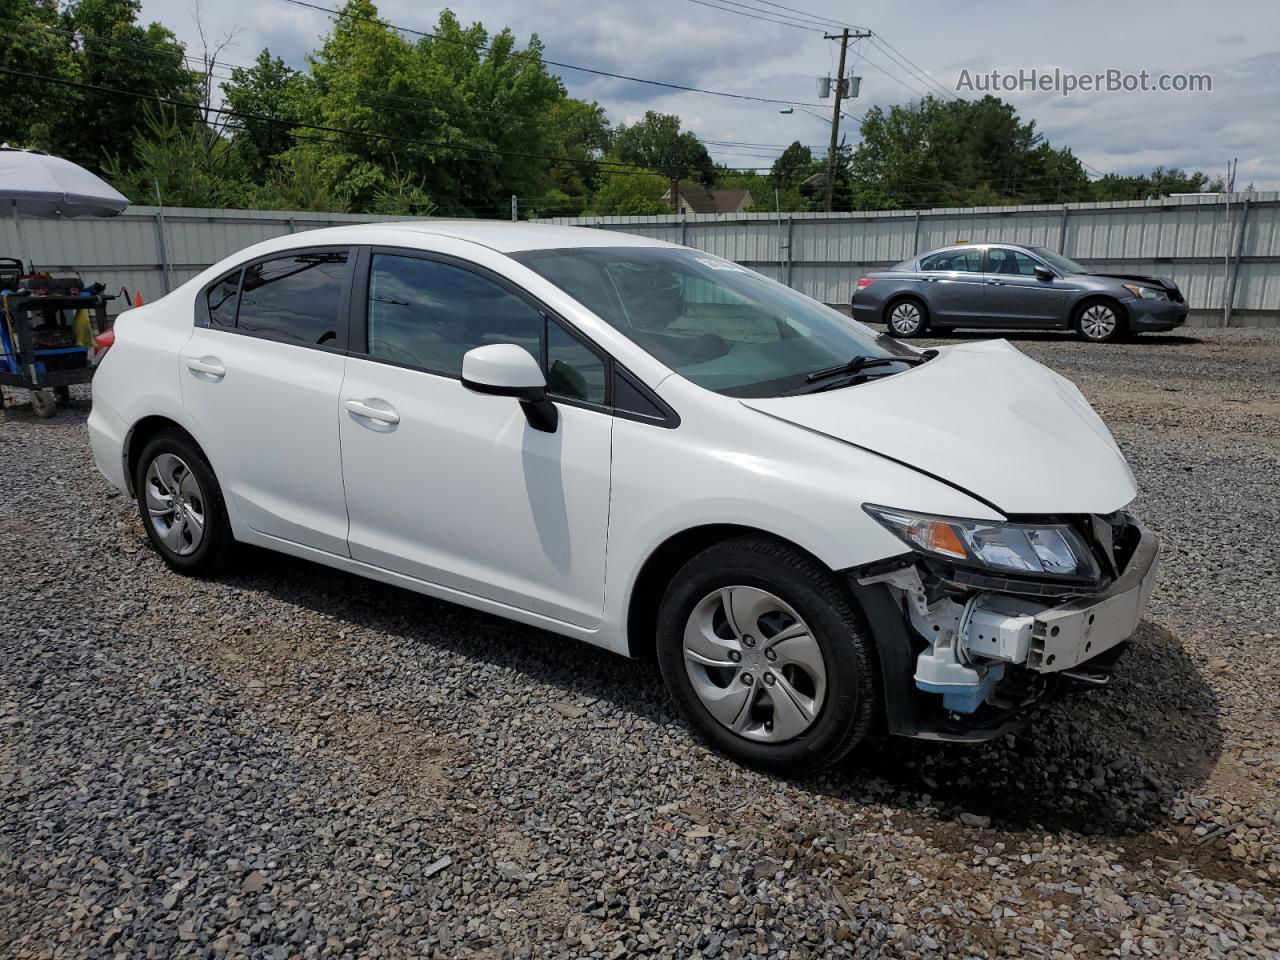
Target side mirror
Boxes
[1034,265,1055,282]
[461,343,557,432]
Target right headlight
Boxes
[1121,283,1169,301]
[863,505,1101,580]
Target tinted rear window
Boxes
[237,250,349,347]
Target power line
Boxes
[275,0,833,109]
[868,36,956,101]
[672,0,825,31]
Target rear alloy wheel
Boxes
[656,537,877,774]
[135,429,235,574]
[887,299,927,338]
[1076,301,1123,343]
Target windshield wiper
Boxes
[804,349,937,384]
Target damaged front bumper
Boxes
[850,516,1160,741]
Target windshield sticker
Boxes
[695,257,747,273]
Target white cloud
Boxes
[140,0,1280,187]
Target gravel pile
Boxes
[2,328,1278,958]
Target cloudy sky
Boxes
[140,0,1280,190]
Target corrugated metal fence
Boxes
[543,192,1280,323]
[0,206,423,308]
[2,194,1276,322]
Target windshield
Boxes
[1029,247,1086,275]
[512,246,914,397]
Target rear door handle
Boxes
[344,398,400,426]
[987,280,1006,286]
[185,356,226,379]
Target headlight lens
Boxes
[864,505,1101,579]
[1121,283,1169,301]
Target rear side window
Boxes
[919,250,981,273]
[206,269,241,328]
[236,251,349,347]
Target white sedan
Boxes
[88,221,1159,772]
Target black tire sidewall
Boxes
[134,432,231,573]
[656,542,875,773]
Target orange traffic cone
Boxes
[134,291,144,307]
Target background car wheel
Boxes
[656,536,877,774]
[134,429,235,574]
[1075,300,1125,343]
[886,298,928,338]
[30,389,57,418]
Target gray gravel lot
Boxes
[2,329,1279,959]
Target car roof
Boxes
[297,219,674,254]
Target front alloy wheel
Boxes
[1077,302,1122,342]
[888,300,926,337]
[683,586,827,742]
[656,536,877,774]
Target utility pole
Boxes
[822,28,870,212]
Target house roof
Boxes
[666,183,752,214]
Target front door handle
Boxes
[185,356,226,379]
[344,398,400,425]
[987,280,1006,286]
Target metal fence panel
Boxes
[2,194,1275,318]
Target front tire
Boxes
[885,298,929,338]
[1075,300,1125,343]
[656,537,877,774]
[134,429,234,574]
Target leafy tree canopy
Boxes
[610,111,715,186]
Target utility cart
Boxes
[0,262,113,416]
[1,146,129,415]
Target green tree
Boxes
[769,141,816,189]
[851,95,1092,210]
[103,102,239,207]
[539,98,611,215]
[1090,166,1225,201]
[221,50,307,182]
[61,0,201,172]
[586,169,669,215]
[0,0,79,151]
[610,111,715,186]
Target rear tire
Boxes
[1075,300,1125,343]
[885,298,929,338]
[134,429,235,574]
[656,537,877,774]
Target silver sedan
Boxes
[851,243,1188,342]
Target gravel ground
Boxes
[2,328,1279,959]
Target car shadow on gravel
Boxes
[219,548,1222,841]
[828,621,1225,840]
[212,545,667,707]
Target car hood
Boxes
[1089,272,1182,295]
[740,339,1136,516]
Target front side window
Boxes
[1029,247,1084,275]
[986,248,1041,276]
[513,247,913,398]
[367,254,543,375]
[547,321,607,404]
[237,250,349,346]
[919,249,982,273]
